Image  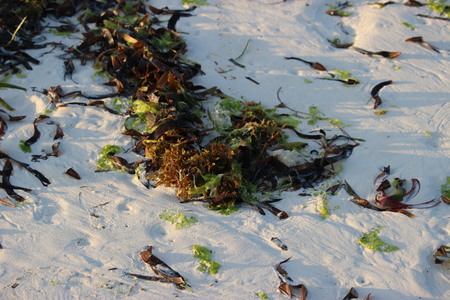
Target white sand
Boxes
[1,0,449,299]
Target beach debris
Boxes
[343,180,415,217]
[278,280,308,299]
[65,168,81,180]
[352,47,401,59]
[271,237,288,251]
[326,2,353,16]
[95,145,134,173]
[284,57,327,71]
[342,287,358,299]
[404,0,425,6]
[276,257,293,282]
[369,80,393,109]
[405,36,440,53]
[159,209,198,230]
[54,124,64,140]
[0,109,26,138]
[133,245,186,289]
[374,168,440,210]
[368,1,397,8]
[416,13,450,21]
[21,115,49,150]
[2,159,26,202]
[328,37,354,48]
[433,245,450,264]
[245,76,260,85]
[229,39,251,68]
[358,226,400,252]
[320,69,360,85]
[255,292,269,299]
[0,197,16,207]
[0,151,50,186]
[440,177,450,204]
[192,245,221,274]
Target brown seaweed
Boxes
[65,168,81,180]
[352,47,401,59]
[405,36,440,53]
[140,245,186,289]
[276,257,293,281]
[2,159,26,202]
[370,80,393,109]
[284,57,327,71]
[343,287,358,300]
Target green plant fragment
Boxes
[441,177,450,199]
[19,140,32,153]
[304,78,313,84]
[182,0,209,6]
[359,226,400,252]
[255,292,269,299]
[423,131,432,136]
[0,98,15,111]
[192,245,221,274]
[401,22,416,30]
[374,110,388,115]
[159,209,198,229]
[393,65,402,71]
[49,29,72,37]
[427,0,450,17]
[96,145,125,171]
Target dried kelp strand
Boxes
[245,77,260,85]
[368,1,397,8]
[370,80,393,109]
[0,152,51,186]
[276,257,293,281]
[284,57,327,71]
[24,115,49,147]
[228,58,245,68]
[405,36,440,53]
[353,47,401,59]
[271,237,288,251]
[0,182,32,192]
[416,14,450,22]
[2,159,26,202]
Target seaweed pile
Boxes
[61,3,360,217]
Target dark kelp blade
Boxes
[370,80,393,109]
[343,287,358,300]
[54,124,64,140]
[0,151,51,186]
[140,246,186,286]
[2,159,26,202]
[284,57,327,71]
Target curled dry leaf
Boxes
[433,245,450,264]
[278,281,308,299]
[140,245,186,288]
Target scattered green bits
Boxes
[401,22,416,30]
[96,145,124,170]
[441,177,450,200]
[182,0,209,6]
[303,78,313,84]
[374,110,388,116]
[159,209,198,229]
[192,245,221,274]
[255,291,269,299]
[359,226,400,252]
[19,140,32,153]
